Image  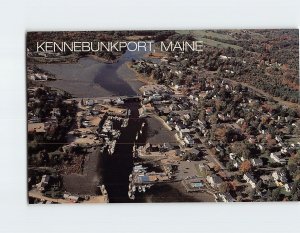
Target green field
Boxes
[177,30,243,50]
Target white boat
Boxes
[121,118,129,128]
[138,186,142,192]
[128,191,135,200]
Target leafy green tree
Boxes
[271,188,281,201]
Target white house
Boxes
[251,158,263,167]
[207,175,223,189]
[115,98,124,105]
[272,170,287,183]
[229,153,237,160]
[275,135,283,143]
[219,192,235,202]
[243,173,256,188]
[36,175,50,191]
[179,128,190,138]
[284,183,292,192]
[270,152,286,164]
[84,99,95,106]
[257,144,264,151]
[232,159,239,168]
[184,134,194,147]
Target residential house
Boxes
[84,99,95,106]
[207,174,223,189]
[243,173,257,188]
[184,134,194,147]
[219,192,235,202]
[251,158,263,167]
[272,170,287,183]
[179,128,190,138]
[284,183,292,192]
[36,175,50,191]
[270,152,286,164]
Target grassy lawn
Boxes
[160,115,167,121]
[280,188,291,197]
[194,163,206,178]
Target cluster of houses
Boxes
[27,49,61,58]
[27,65,56,82]
[27,87,63,137]
[29,73,49,81]
[28,90,130,203]
[132,51,300,201]
[67,98,130,154]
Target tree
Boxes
[271,188,281,201]
[226,161,236,171]
[214,164,221,172]
[255,180,262,192]
[249,189,256,200]
[210,113,218,125]
[232,142,250,159]
[287,163,297,175]
[236,195,243,202]
[239,160,252,173]
[290,180,300,196]
[219,182,229,193]
[266,189,272,201]
[292,193,299,201]
[228,180,238,191]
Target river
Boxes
[38,43,157,98]
[102,100,146,203]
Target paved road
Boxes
[224,78,299,109]
[198,139,231,178]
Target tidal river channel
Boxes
[39,45,202,202]
[102,100,146,203]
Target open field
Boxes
[179,30,236,41]
[177,30,242,50]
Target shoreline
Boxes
[27,53,122,65]
[125,61,157,86]
[143,51,166,59]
